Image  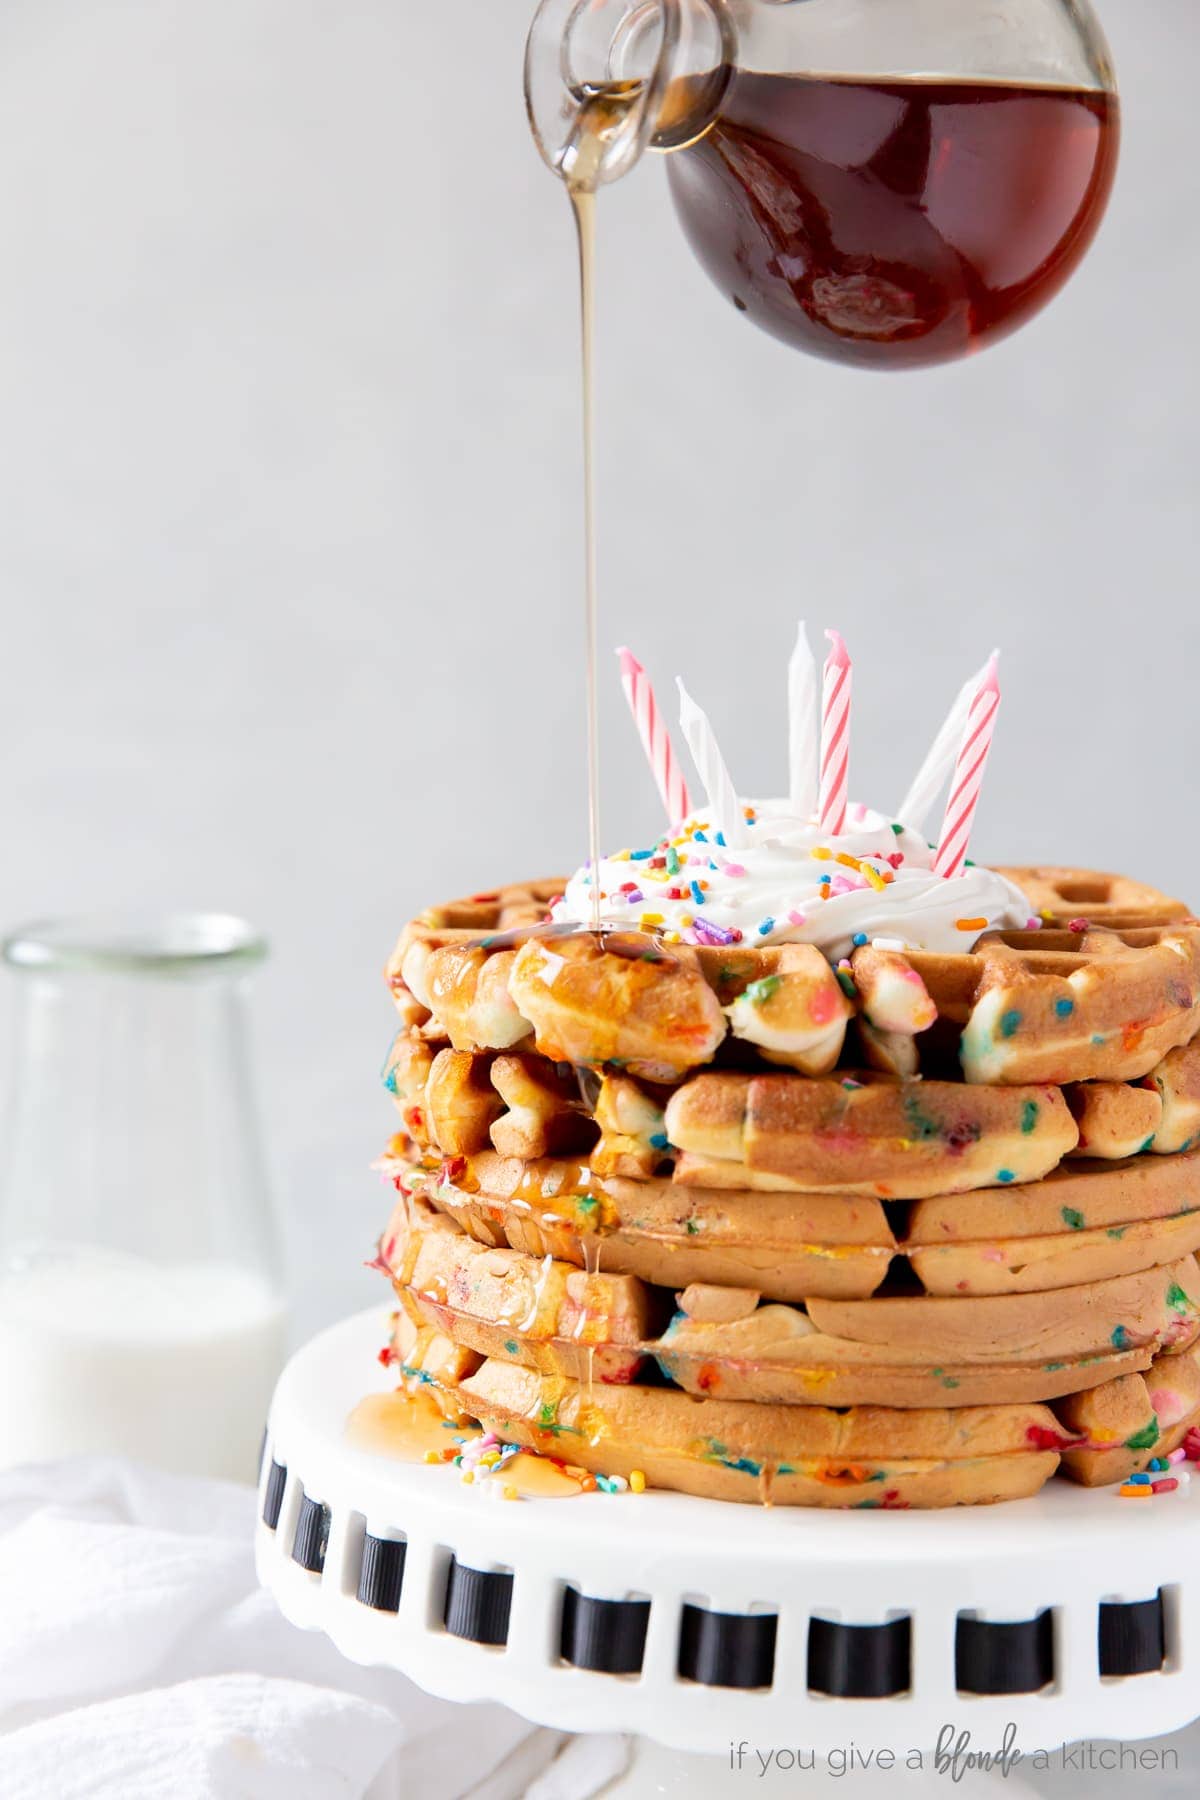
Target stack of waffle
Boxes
[372,867,1200,1508]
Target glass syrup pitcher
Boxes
[525,0,1119,369]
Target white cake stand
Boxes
[257,1309,1200,1759]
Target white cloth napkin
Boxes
[0,1458,629,1800]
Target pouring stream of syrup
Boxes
[562,83,649,932]
[570,180,602,933]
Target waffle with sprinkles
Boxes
[391,864,1200,1090]
[368,864,1200,1508]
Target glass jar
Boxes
[0,913,286,1482]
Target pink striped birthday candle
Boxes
[933,654,1001,878]
[617,647,692,825]
[817,629,852,835]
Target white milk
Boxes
[0,1251,287,1481]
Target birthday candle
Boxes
[788,620,818,820]
[817,629,852,836]
[897,655,994,834]
[676,680,749,849]
[617,647,692,824]
[933,654,1001,879]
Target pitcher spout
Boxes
[525,0,735,191]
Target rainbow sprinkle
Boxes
[692,917,740,946]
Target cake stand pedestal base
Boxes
[257,1309,1200,1758]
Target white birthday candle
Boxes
[676,680,749,849]
[897,655,993,835]
[788,620,819,821]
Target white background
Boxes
[0,0,1193,1337]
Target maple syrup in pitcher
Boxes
[667,72,1119,369]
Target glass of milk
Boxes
[0,913,287,1482]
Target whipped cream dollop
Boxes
[553,798,1033,961]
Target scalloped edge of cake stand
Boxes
[256,1308,1200,1757]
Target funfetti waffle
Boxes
[369,809,1200,1507]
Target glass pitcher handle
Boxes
[525,0,736,191]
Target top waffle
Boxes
[389,867,1200,1089]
